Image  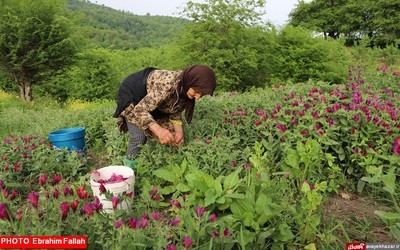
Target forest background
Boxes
[0,0,399,103]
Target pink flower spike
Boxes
[27,192,39,208]
[51,174,62,185]
[60,201,70,220]
[0,203,10,220]
[151,212,161,220]
[115,220,123,228]
[211,232,219,238]
[39,174,47,186]
[394,137,400,155]
[223,228,230,237]
[195,206,206,217]
[169,217,180,227]
[183,236,193,249]
[166,243,176,250]
[171,200,181,209]
[112,196,120,210]
[208,213,217,222]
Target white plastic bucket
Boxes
[90,166,135,213]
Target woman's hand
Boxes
[149,123,174,145]
[172,124,184,147]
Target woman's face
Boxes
[186,88,203,100]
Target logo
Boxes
[346,242,366,250]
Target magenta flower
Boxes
[53,188,60,198]
[223,228,230,237]
[60,201,70,220]
[208,213,217,222]
[275,123,287,133]
[51,174,62,185]
[394,137,400,155]
[112,196,120,210]
[171,200,181,209]
[195,206,206,217]
[152,212,161,220]
[27,192,39,208]
[230,161,237,167]
[0,203,10,220]
[71,200,79,211]
[137,216,149,229]
[83,203,95,216]
[166,243,176,250]
[211,232,219,238]
[128,216,138,229]
[254,120,262,126]
[39,174,47,186]
[169,217,180,227]
[115,220,123,228]
[183,236,193,249]
[10,190,17,200]
[2,189,8,198]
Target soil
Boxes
[321,191,396,244]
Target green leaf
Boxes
[389,223,400,242]
[153,168,178,183]
[223,167,241,190]
[285,149,299,168]
[204,189,217,207]
[374,210,400,225]
[382,168,396,194]
[357,179,366,193]
[176,183,190,192]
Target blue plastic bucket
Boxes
[49,127,86,152]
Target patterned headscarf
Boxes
[179,65,216,123]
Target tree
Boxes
[0,0,77,101]
[178,0,271,91]
[289,0,346,39]
[289,0,400,47]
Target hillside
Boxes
[65,0,189,49]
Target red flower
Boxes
[83,203,95,216]
[183,236,193,249]
[166,244,176,250]
[394,137,400,155]
[53,188,60,198]
[39,174,48,186]
[51,174,62,185]
[60,201,70,220]
[115,220,123,228]
[208,213,217,222]
[27,192,39,208]
[151,212,161,220]
[211,232,219,238]
[10,190,17,200]
[0,203,10,220]
[70,200,79,211]
[171,200,181,209]
[112,196,120,210]
[195,206,206,217]
[223,228,230,237]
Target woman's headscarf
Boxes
[178,65,217,124]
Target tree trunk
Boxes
[15,73,32,101]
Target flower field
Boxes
[0,65,399,249]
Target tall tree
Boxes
[289,0,346,39]
[289,0,400,46]
[0,0,77,101]
[178,0,271,91]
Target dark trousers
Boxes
[126,118,147,159]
